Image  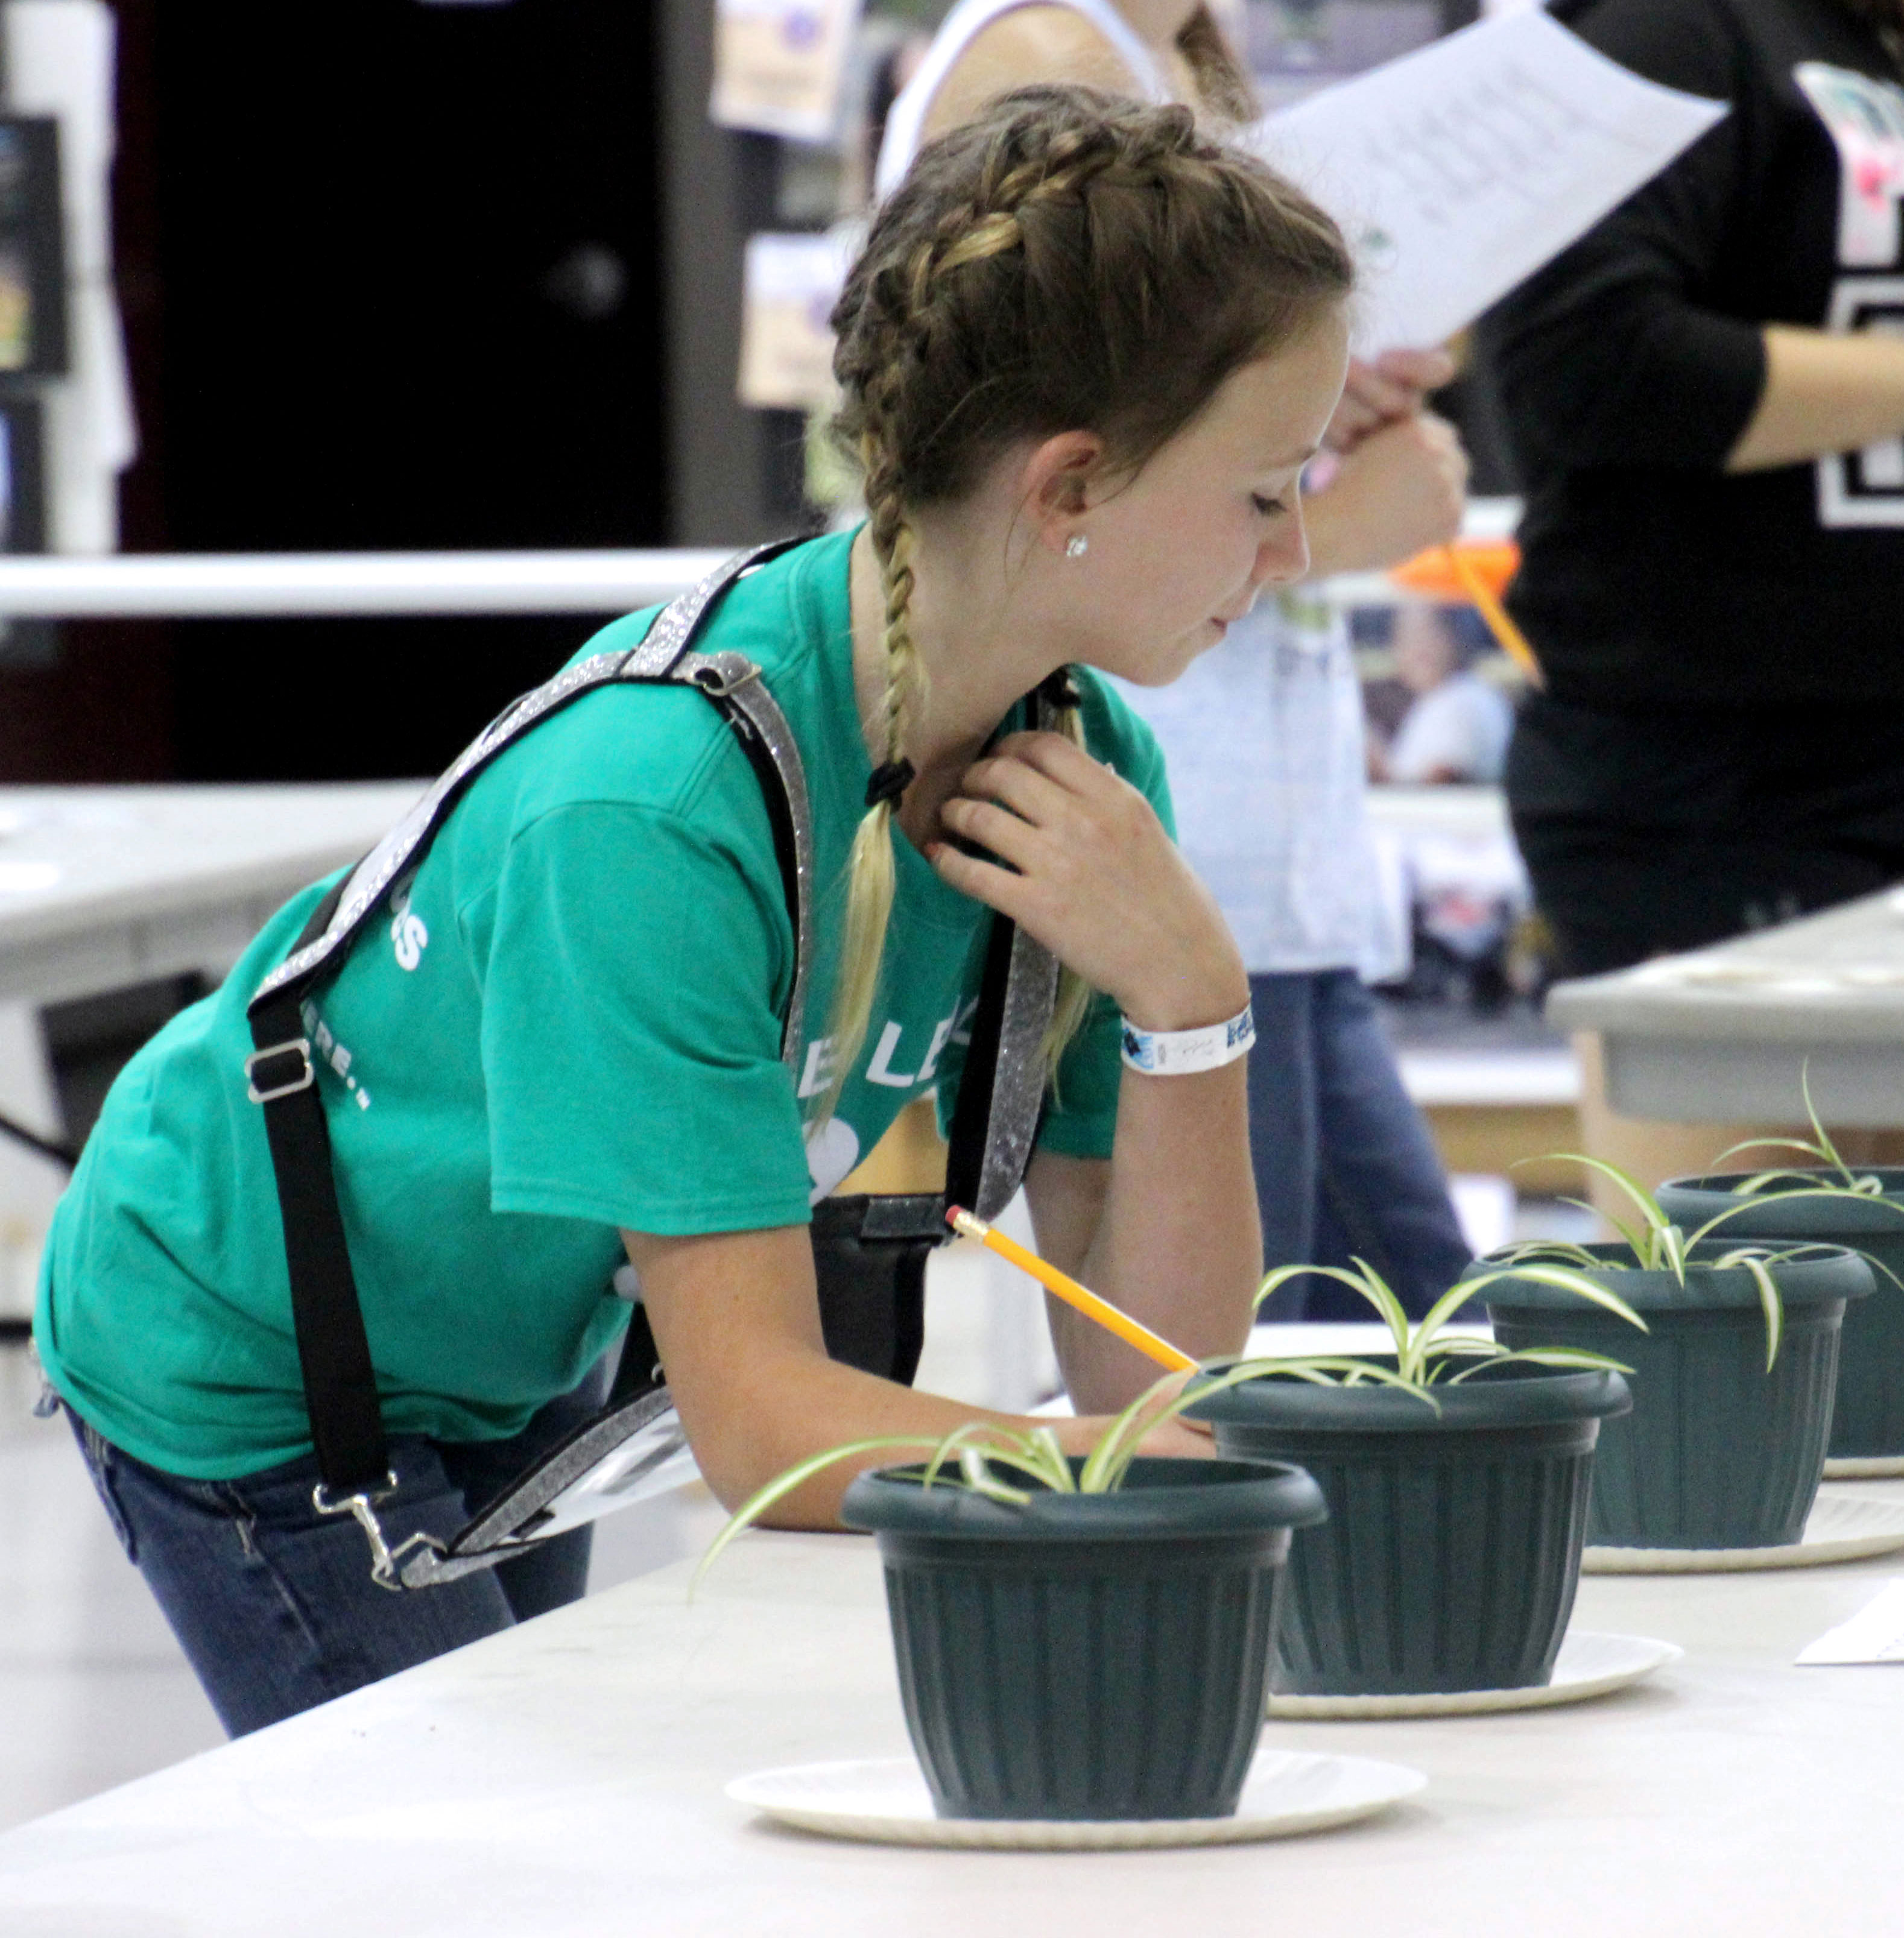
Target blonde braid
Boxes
[814,370,929,1123]
[818,150,1119,1122]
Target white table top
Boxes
[1549,888,1904,1046]
[1547,887,1904,1124]
[0,783,423,1005]
[4,1484,1904,1937]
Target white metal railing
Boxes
[0,504,1522,620]
[0,551,735,619]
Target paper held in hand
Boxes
[1251,9,1729,357]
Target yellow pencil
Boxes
[1440,542,1545,689]
[946,1206,1197,1373]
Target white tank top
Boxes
[875,0,1171,201]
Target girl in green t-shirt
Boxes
[39,86,1356,1732]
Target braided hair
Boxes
[819,84,1352,1118]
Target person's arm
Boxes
[1022,1072,1256,1411]
[625,1221,1210,1524]
[930,731,1261,1414]
[1324,347,1456,451]
[1725,324,1904,472]
[1301,412,1469,576]
[1479,0,1768,478]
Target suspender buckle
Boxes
[313,1476,445,1593]
[245,1037,316,1105]
[685,651,760,699]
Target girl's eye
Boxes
[1251,493,1289,519]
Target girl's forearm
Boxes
[1061,1059,1261,1412]
[1727,324,1904,472]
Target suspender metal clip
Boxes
[312,1475,446,1593]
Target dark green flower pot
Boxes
[1659,1172,1904,1460]
[1479,1243,1871,1548]
[1186,1363,1629,1696]
[840,1456,1326,1820]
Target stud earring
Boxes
[1066,534,1089,559]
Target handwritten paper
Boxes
[1797,1578,1904,1664]
[1254,10,1728,354]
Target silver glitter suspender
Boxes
[251,541,815,1073]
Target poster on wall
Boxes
[0,118,66,379]
[0,394,50,664]
[1242,0,1446,112]
[738,229,858,409]
[0,395,47,551]
[712,0,867,142]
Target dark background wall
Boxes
[1,0,683,783]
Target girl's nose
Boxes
[1254,511,1309,590]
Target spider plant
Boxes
[1713,1066,1897,1202]
[1495,1152,1813,1370]
[691,1349,1412,1594]
[698,1253,1642,1594]
[1241,1253,1645,1386]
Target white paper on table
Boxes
[1797,1578,1904,1664]
[1251,10,1728,356]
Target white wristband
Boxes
[1119,1003,1255,1076]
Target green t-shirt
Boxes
[36,530,1174,1478]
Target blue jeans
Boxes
[1247,970,1472,1320]
[66,1360,609,1737]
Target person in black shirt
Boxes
[1479,0,1904,979]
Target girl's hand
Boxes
[928,730,1247,1032]
[1324,346,1457,452]
[1303,412,1469,577]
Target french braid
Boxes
[818,86,1351,1121]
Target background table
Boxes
[0,783,423,1008]
[1547,886,1904,1126]
[3,1480,1903,1937]
[0,783,423,1322]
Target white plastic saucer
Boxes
[1824,1454,1904,1480]
[1266,1630,1681,1719]
[725,1749,1425,1849]
[1583,1492,1904,1573]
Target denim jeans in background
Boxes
[65,1356,609,1737]
[1247,969,1472,1320]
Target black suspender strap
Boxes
[246,880,388,1496]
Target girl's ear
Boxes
[1020,430,1105,557]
